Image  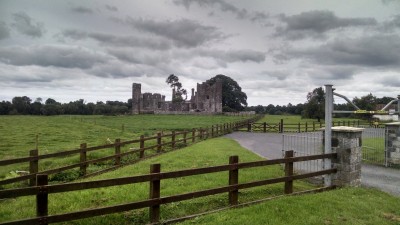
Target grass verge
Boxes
[178,187,400,225]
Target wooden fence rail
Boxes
[0,115,263,187]
[246,119,376,133]
[0,151,337,225]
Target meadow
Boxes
[0,114,250,185]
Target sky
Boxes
[0,0,400,106]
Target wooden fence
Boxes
[0,115,263,187]
[0,150,337,225]
[246,120,373,133]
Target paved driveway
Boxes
[225,132,400,197]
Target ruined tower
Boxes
[132,83,141,114]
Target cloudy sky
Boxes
[1,0,400,106]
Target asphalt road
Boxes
[225,132,400,197]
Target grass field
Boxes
[0,137,313,224]
[0,115,250,183]
[1,138,399,225]
[258,115,363,124]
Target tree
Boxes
[166,74,187,103]
[303,87,325,122]
[206,74,247,112]
[41,98,62,115]
[12,96,32,114]
[353,93,377,119]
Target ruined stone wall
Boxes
[193,81,222,113]
[132,79,222,114]
[132,83,141,114]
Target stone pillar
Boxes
[330,126,363,187]
[385,122,400,165]
[132,83,141,114]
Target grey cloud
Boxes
[107,48,169,65]
[0,21,10,40]
[276,10,377,40]
[71,6,93,14]
[179,48,265,68]
[381,14,400,31]
[62,29,171,50]
[0,45,111,69]
[105,4,118,12]
[11,12,45,38]
[260,70,290,80]
[124,17,225,48]
[173,0,268,22]
[378,75,400,87]
[219,49,265,63]
[277,34,400,68]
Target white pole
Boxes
[324,84,333,187]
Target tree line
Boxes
[0,97,132,116]
[1,86,396,117]
[246,87,397,120]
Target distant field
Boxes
[0,115,249,182]
[258,115,362,124]
[0,115,247,159]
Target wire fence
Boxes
[282,132,324,180]
[361,127,386,166]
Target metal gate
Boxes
[282,132,324,174]
[361,127,387,166]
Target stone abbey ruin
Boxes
[132,79,222,114]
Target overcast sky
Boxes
[1,0,400,106]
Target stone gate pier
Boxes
[385,122,400,165]
[328,126,364,187]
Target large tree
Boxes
[303,87,325,122]
[166,74,187,103]
[206,74,247,112]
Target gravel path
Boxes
[225,132,400,197]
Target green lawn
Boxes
[0,137,312,224]
[0,115,249,184]
[178,187,400,225]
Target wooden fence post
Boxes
[211,126,214,137]
[140,135,145,158]
[149,164,161,223]
[29,149,39,186]
[298,123,301,133]
[284,150,294,194]
[263,122,267,133]
[36,174,48,225]
[199,128,203,140]
[313,122,316,131]
[115,139,121,166]
[247,122,251,132]
[171,131,176,149]
[157,133,162,153]
[183,131,187,146]
[80,143,87,176]
[305,122,308,132]
[280,119,284,133]
[229,156,239,205]
[192,129,196,143]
